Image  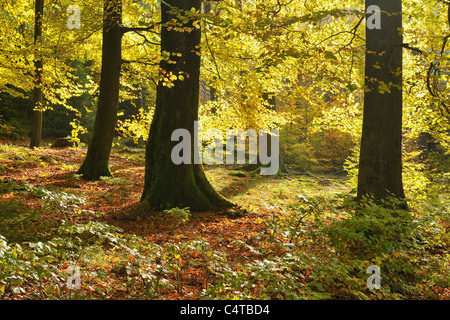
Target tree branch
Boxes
[401,43,425,55]
[121,59,158,67]
[119,22,160,35]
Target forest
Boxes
[0,0,449,302]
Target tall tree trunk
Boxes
[77,0,123,180]
[30,0,44,148]
[141,0,234,212]
[357,0,406,207]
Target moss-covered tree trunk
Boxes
[77,0,122,180]
[140,0,234,212]
[357,0,406,207]
[30,0,44,149]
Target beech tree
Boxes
[140,0,234,211]
[76,0,123,179]
[357,0,406,206]
[77,0,163,180]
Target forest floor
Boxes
[0,141,449,300]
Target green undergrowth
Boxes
[201,192,449,300]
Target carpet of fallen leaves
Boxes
[0,142,291,299]
[1,141,449,300]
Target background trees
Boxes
[0,0,102,144]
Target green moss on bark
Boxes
[140,0,233,213]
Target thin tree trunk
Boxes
[30,0,44,148]
[77,0,122,180]
[357,0,406,207]
[141,0,234,212]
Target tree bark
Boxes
[30,0,44,148]
[357,0,406,207]
[77,0,123,180]
[141,0,234,212]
